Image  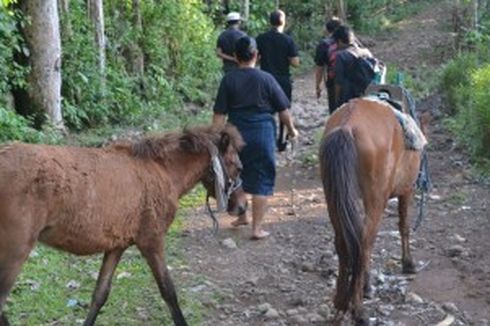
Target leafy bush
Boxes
[445,65,490,163]
[0,108,62,144]
[348,0,431,34]
[440,53,481,114]
[60,0,220,130]
[0,6,27,109]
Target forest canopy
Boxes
[0,0,488,167]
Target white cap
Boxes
[226,12,241,22]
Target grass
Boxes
[445,191,467,205]
[5,187,207,325]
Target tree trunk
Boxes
[20,0,64,128]
[472,0,478,29]
[58,0,72,37]
[89,0,106,82]
[222,0,230,14]
[130,0,144,83]
[336,0,347,22]
[241,0,249,22]
[132,0,142,29]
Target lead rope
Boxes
[206,176,243,236]
[401,86,433,231]
[286,136,297,216]
[206,195,220,235]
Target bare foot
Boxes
[250,230,270,240]
[231,218,249,227]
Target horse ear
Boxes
[179,133,200,153]
[218,132,231,153]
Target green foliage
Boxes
[347,0,432,34]
[0,6,27,108]
[0,108,63,144]
[60,0,220,131]
[0,107,39,142]
[440,53,481,114]
[445,64,490,162]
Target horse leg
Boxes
[398,193,416,274]
[139,243,187,326]
[363,270,373,299]
[352,204,385,326]
[0,260,24,326]
[83,248,125,326]
[0,239,35,326]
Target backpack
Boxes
[326,40,338,80]
[348,53,378,94]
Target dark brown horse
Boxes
[319,98,425,325]
[0,124,244,326]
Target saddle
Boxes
[364,84,427,151]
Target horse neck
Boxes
[166,151,210,197]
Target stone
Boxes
[290,315,308,324]
[447,245,464,257]
[454,234,466,243]
[66,280,80,290]
[307,313,326,322]
[317,304,331,318]
[258,303,272,313]
[264,308,280,319]
[301,262,315,272]
[221,238,237,249]
[442,302,459,314]
[406,292,424,304]
[286,308,299,316]
[246,276,260,286]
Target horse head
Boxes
[201,124,247,216]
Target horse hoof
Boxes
[402,260,417,274]
[355,314,370,326]
[363,285,374,299]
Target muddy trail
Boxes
[178,2,490,325]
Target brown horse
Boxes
[319,98,425,325]
[0,124,244,326]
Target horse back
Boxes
[326,99,419,198]
[0,142,173,255]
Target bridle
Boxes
[205,144,242,234]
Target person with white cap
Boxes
[216,12,246,73]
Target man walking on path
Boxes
[314,17,342,114]
[216,12,246,73]
[256,10,300,101]
[257,10,299,150]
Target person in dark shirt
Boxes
[256,10,300,100]
[333,25,373,110]
[314,17,342,114]
[213,36,298,240]
[257,10,299,151]
[216,12,246,73]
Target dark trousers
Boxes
[326,79,336,114]
[271,74,292,151]
[272,75,292,101]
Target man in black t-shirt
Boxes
[257,10,299,151]
[256,10,299,101]
[216,12,246,73]
[314,17,341,114]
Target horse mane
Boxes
[130,124,244,162]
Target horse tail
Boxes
[319,128,363,297]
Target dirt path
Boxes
[179,2,490,325]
